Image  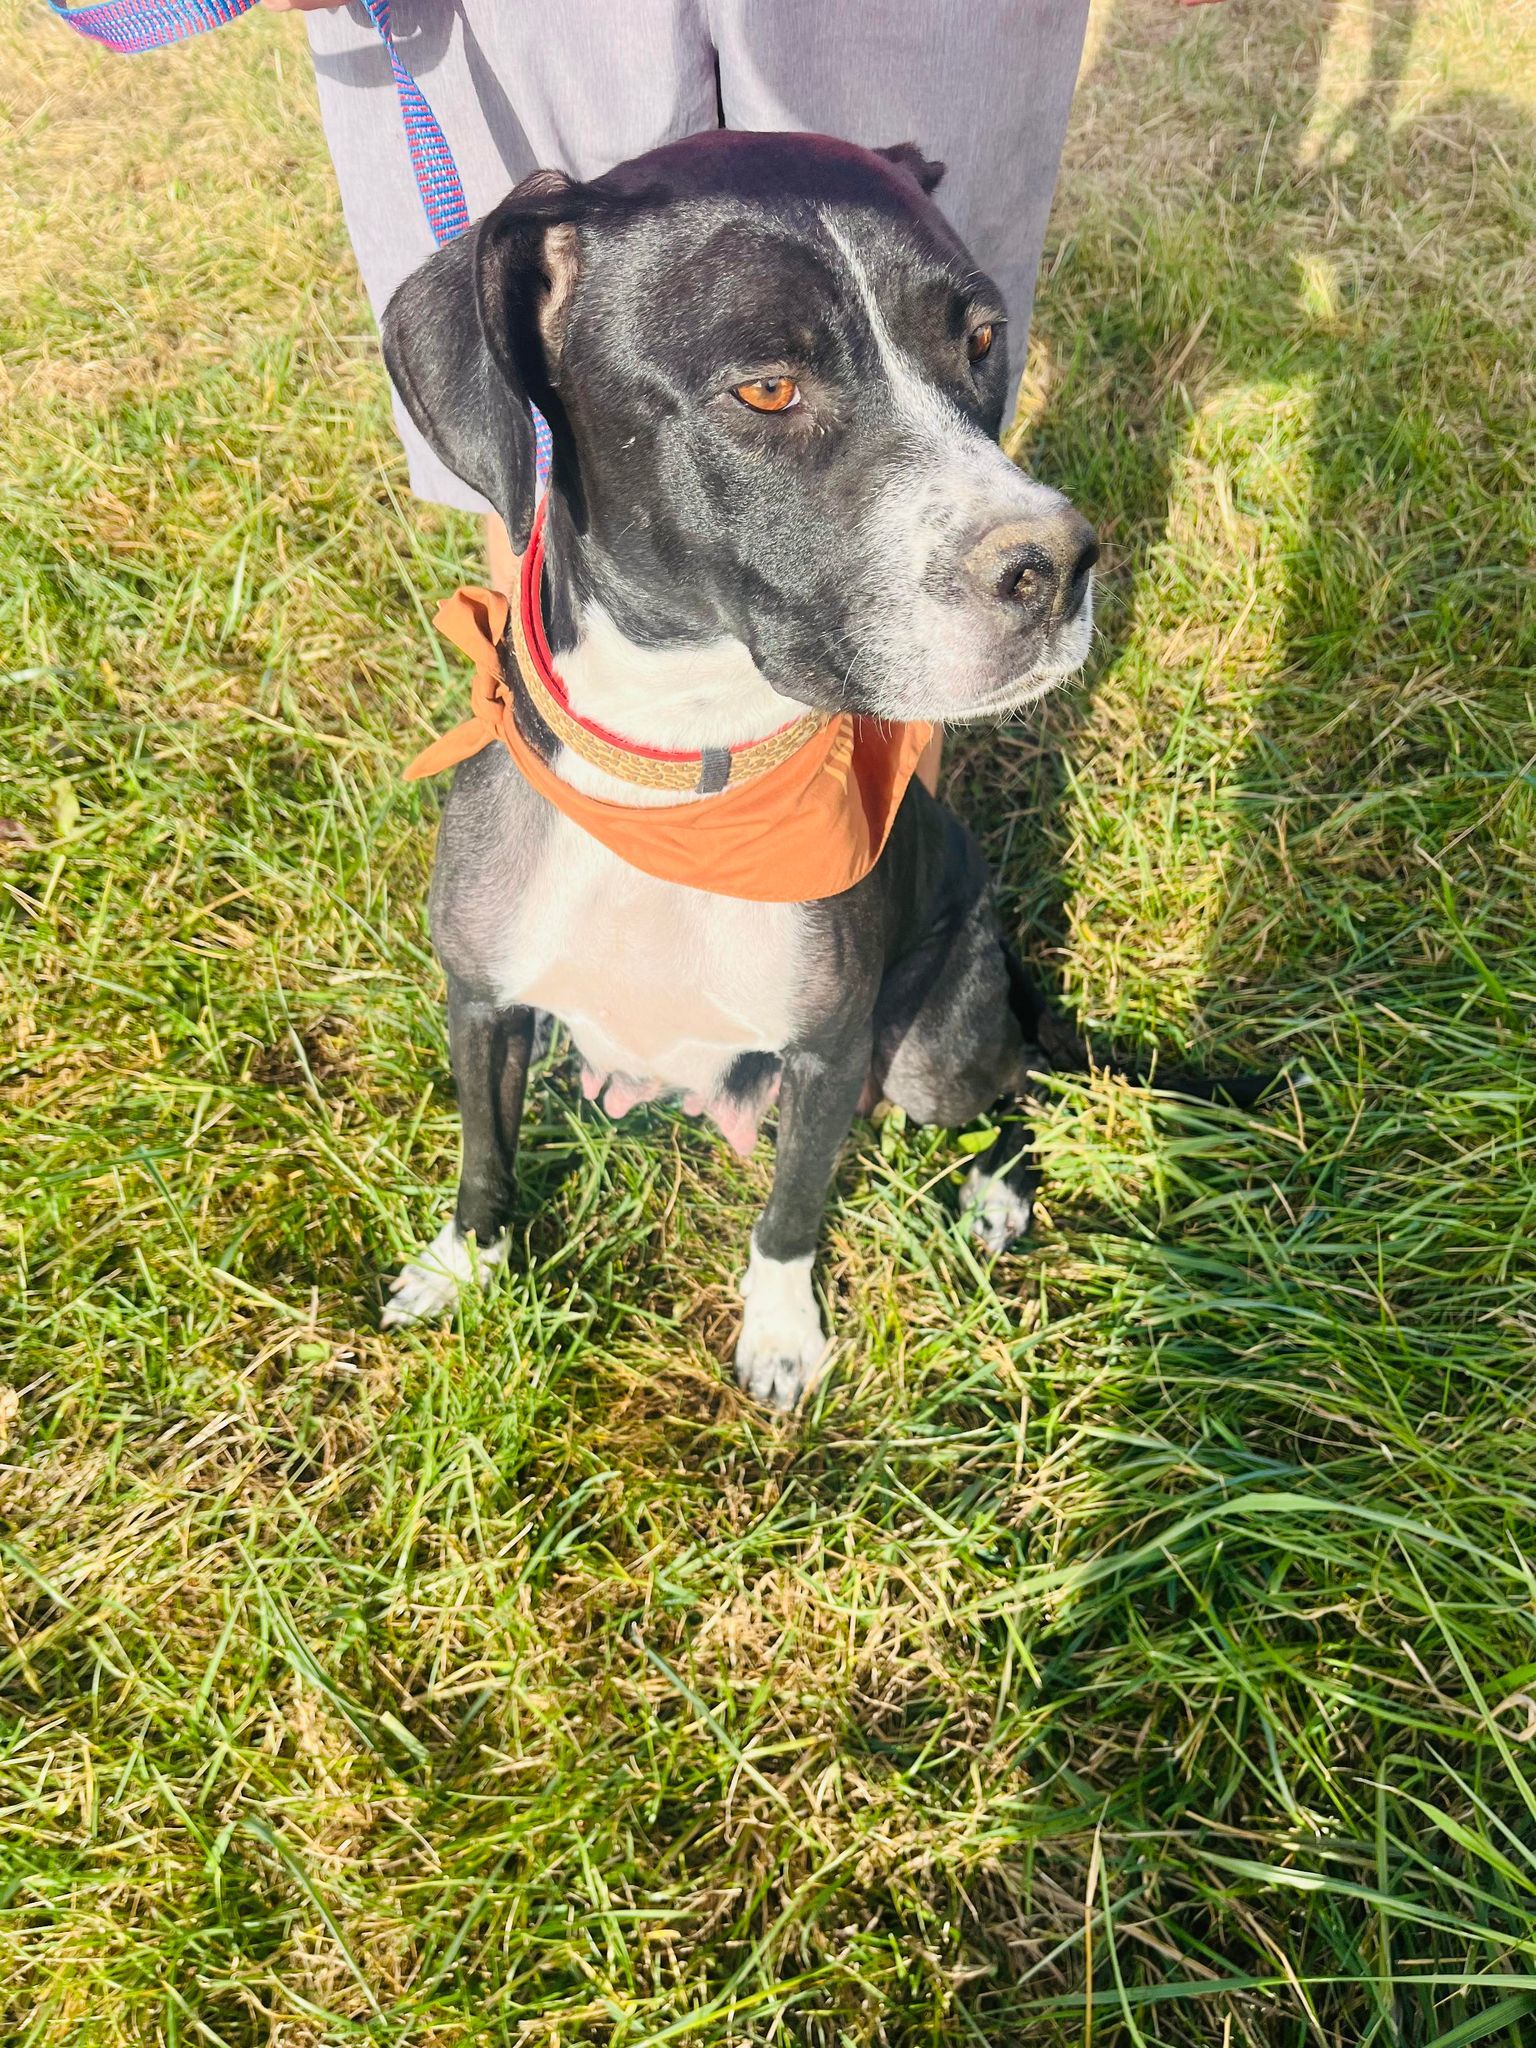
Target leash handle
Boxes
[47,0,553,486]
[45,0,466,241]
[46,0,258,56]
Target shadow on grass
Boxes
[962,0,1533,1053]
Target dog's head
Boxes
[382,130,1095,722]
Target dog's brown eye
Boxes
[968,323,995,363]
[734,377,800,413]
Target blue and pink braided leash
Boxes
[48,0,554,487]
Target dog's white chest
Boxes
[491,815,803,1098]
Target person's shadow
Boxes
[946,0,1527,1094]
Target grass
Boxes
[3,0,1535,2039]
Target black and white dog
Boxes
[377,131,1098,1408]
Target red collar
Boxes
[518,500,826,793]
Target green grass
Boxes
[3,0,1536,2040]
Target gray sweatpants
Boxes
[307,0,1090,511]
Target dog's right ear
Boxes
[380,170,589,551]
[874,142,946,197]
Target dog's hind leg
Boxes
[960,1111,1041,1254]
[879,911,1048,1257]
[736,1030,870,1412]
[956,941,1055,1253]
[383,981,535,1329]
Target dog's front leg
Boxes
[736,1031,869,1411]
[382,981,534,1328]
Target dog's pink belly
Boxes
[519,966,783,1157]
[493,819,802,1154]
[577,1057,780,1157]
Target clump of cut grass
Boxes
[4,1,1536,2042]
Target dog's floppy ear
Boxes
[874,142,946,196]
[380,169,589,551]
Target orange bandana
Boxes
[405,570,933,905]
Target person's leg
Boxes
[304,0,718,519]
[713,0,1089,791]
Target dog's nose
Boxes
[964,508,1099,625]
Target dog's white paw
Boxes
[381,1221,507,1330]
[734,1247,829,1412]
[962,1164,1034,1256]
